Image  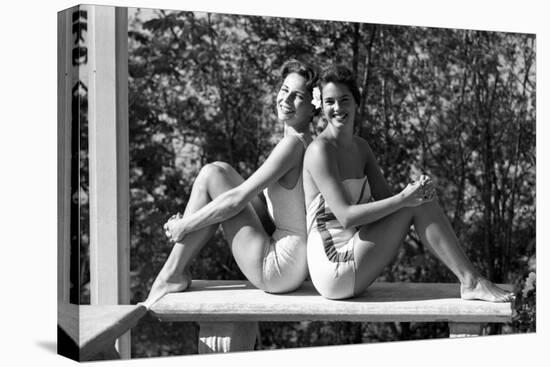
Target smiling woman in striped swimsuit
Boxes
[303,64,514,302]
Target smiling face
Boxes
[276,72,314,129]
[321,82,357,128]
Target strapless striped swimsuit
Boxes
[306,176,371,299]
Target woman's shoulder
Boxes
[275,134,307,151]
[304,137,336,166]
[269,134,308,165]
[306,136,334,154]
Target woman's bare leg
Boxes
[353,200,513,302]
[205,163,270,288]
[142,163,227,307]
[142,162,270,308]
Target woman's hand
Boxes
[163,212,185,243]
[400,175,436,207]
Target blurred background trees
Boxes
[77,8,536,357]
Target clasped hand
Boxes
[401,174,436,207]
[163,212,185,243]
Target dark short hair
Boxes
[280,59,319,95]
[318,64,361,105]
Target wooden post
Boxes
[198,322,258,353]
[87,5,131,359]
[448,322,483,338]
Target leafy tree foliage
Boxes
[78,8,535,357]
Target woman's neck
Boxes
[325,121,354,145]
[284,124,312,141]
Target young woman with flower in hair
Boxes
[142,60,320,308]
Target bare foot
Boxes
[141,269,192,309]
[460,278,515,302]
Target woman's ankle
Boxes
[459,272,482,289]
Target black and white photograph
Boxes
[2,0,546,366]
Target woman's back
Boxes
[264,174,306,238]
[303,135,368,208]
[263,133,308,237]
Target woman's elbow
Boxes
[335,211,354,230]
[340,220,352,230]
[222,190,248,216]
[341,219,358,230]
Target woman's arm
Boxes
[168,135,305,241]
[305,140,430,229]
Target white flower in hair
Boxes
[311,87,322,109]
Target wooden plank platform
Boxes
[150,280,513,324]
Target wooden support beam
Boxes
[88,4,129,307]
[198,322,258,353]
[86,4,130,359]
[448,322,483,338]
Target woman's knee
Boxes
[366,205,414,230]
[209,161,234,171]
[393,201,440,223]
[195,161,234,187]
[190,162,227,195]
[200,161,231,178]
